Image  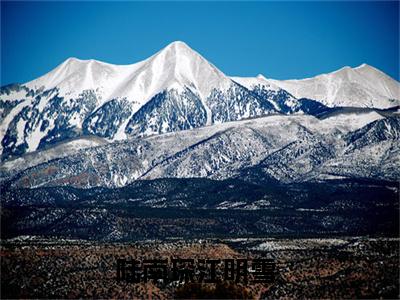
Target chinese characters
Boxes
[117,258,275,284]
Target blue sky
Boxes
[1,1,399,85]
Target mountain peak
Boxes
[334,63,378,75]
[354,63,381,73]
[165,40,192,51]
[256,74,267,81]
[140,41,229,99]
[157,41,199,61]
[356,63,369,69]
[267,63,400,109]
[64,57,81,63]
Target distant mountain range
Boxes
[0,41,399,192]
[266,63,399,108]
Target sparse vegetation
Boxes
[1,238,398,299]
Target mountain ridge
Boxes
[3,113,398,190]
[1,41,399,161]
[264,63,399,108]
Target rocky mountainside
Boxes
[2,112,398,190]
[2,42,399,162]
[0,41,399,195]
[1,42,399,246]
[1,41,301,160]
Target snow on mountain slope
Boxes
[5,113,398,189]
[231,74,282,92]
[25,41,229,124]
[320,110,384,133]
[321,117,400,181]
[2,42,399,162]
[231,74,301,113]
[266,64,400,109]
[3,114,316,188]
[0,136,108,178]
[0,41,279,160]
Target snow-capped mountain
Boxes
[266,64,400,108]
[1,41,300,160]
[231,74,333,115]
[231,75,302,114]
[1,41,399,244]
[3,112,398,189]
[24,41,232,126]
[1,41,399,165]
